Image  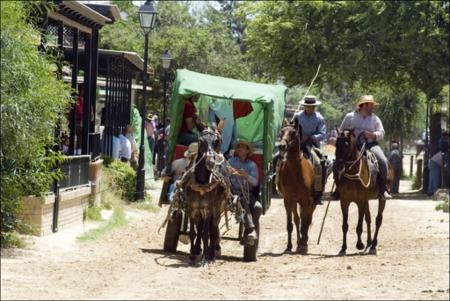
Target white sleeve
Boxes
[374,116,385,141]
[340,113,351,132]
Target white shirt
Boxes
[340,111,385,143]
[171,157,190,181]
[118,134,131,159]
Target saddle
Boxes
[362,150,379,188]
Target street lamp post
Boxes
[136,0,157,201]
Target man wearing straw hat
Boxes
[229,139,261,245]
[338,94,392,200]
[293,95,327,205]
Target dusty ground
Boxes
[2,189,449,300]
[1,150,448,300]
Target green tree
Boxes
[100,1,253,118]
[1,1,71,245]
[243,0,448,154]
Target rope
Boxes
[293,64,322,116]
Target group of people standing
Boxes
[145,114,170,171]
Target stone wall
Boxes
[20,159,104,236]
[20,187,91,236]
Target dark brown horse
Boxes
[185,128,229,266]
[334,129,394,255]
[277,118,316,254]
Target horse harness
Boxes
[341,143,379,188]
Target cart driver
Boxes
[228,140,262,245]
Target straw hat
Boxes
[299,95,322,106]
[356,95,378,107]
[184,142,198,158]
[234,140,254,156]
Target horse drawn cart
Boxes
[159,69,286,262]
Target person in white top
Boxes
[161,142,198,203]
[125,125,138,168]
[336,95,392,200]
[118,129,132,164]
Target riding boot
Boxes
[378,177,392,200]
[239,196,257,244]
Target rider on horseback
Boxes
[334,95,392,200]
[292,95,328,205]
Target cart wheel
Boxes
[163,210,182,252]
[243,217,259,262]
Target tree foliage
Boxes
[100,1,253,117]
[242,1,448,147]
[0,1,71,244]
[243,1,449,91]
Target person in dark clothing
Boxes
[388,142,402,194]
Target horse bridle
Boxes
[280,126,300,152]
[336,131,369,186]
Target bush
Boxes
[435,201,449,213]
[85,204,102,221]
[104,160,137,202]
[1,1,71,247]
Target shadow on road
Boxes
[140,248,243,267]
[312,251,373,260]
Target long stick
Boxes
[317,181,335,245]
[294,64,322,116]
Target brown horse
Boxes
[334,129,394,255]
[277,118,316,254]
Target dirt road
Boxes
[2,189,449,300]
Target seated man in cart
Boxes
[161,142,198,203]
[228,139,262,245]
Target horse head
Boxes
[197,127,222,175]
[335,129,357,171]
[278,118,302,155]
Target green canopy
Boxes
[165,69,286,211]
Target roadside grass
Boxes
[435,201,449,213]
[77,162,159,242]
[85,203,103,221]
[130,199,160,213]
[77,206,127,242]
[434,189,449,213]
[411,175,421,190]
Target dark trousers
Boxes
[232,184,261,232]
[147,136,155,164]
[391,166,402,193]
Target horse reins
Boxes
[342,142,371,188]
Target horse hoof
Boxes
[356,242,365,250]
[284,247,292,254]
[338,249,346,256]
[215,249,221,258]
[297,245,308,255]
[369,247,377,255]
